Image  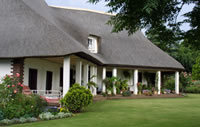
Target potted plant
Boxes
[137,82,143,95]
[120,79,128,94]
[154,86,158,95]
[103,77,117,96]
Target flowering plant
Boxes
[2,73,23,95]
[180,72,193,92]
[0,73,24,107]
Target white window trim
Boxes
[88,36,98,53]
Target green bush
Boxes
[192,56,200,80]
[61,83,93,113]
[0,110,4,121]
[0,119,11,125]
[0,74,47,119]
[39,112,54,120]
[122,90,131,97]
[193,80,200,86]
[1,93,47,119]
[19,117,28,123]
[26,117,38,122]
[144,91,153,96]
[2,103,25,119]
[185,85,200,93]
[163,76,175,90]
[39,112,72,120]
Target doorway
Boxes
[28,69,38,90]
[46,71,53,91]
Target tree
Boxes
[89,0,200,48]
[170,44,199,72]
[192,56,200,80]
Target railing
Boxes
[31,90,62,98]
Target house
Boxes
[0,0,184,97]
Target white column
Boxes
[93,66,97,96]
[157,71,161,95]
[90,66,97,96]
[175,71,179,94]
[83,64,89,88]
[112,68,117,95]
[75,60,82,85]
[134,69,138,95]
[102,67,106,93]
[63,56,70,97]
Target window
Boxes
[88,36,98,53]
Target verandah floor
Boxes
[10,94,200,127]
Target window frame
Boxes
[88,36,98,53]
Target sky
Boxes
[45,0,194,31]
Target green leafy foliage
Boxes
[87,75,97,88]
[0,74,47,119]
[103,77,128,94]
[144,91,153,96]
[180,72,193,91]
[89,0,200,73]
[185,85,200,93]
[0,110,4,121]
[89,0,200,49]
[163,76,175,91]
[39,112,72,120]
[103,77,117,93]
[61,83,93,113]
[0,74,24,108]
[1,93,47,119]
[122,90,131,97]
[137,82,144,93]
[192,56,200,80]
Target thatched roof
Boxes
[0,0,184,70]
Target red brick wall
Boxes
[11,58,24,83]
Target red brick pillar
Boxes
[12,58,24,83]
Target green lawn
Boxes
[10,94,200,127]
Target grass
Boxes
[9,94,200,127]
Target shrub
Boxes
[193,80,200,86]
[2,103,25,119]
[11,118,20,123]
[39,112,54,120]
[0,119,11,125]
[59,107,69,113]
[192,56,200,80]
[0,110,4,121]
[61,83,93,113]
[0,74,47,119]
[26,117,38,122]
[2,93,47,119]
[19,117,27,123]
[163,76,175,90]
[144,91,153,96]
[56,112,72,119]
[185,85,200,93]
[39,112,72,120]
[180,72,193,91]
[122,90,131,97]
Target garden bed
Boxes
[93,94,184,101]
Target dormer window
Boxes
[88,36,98,53]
